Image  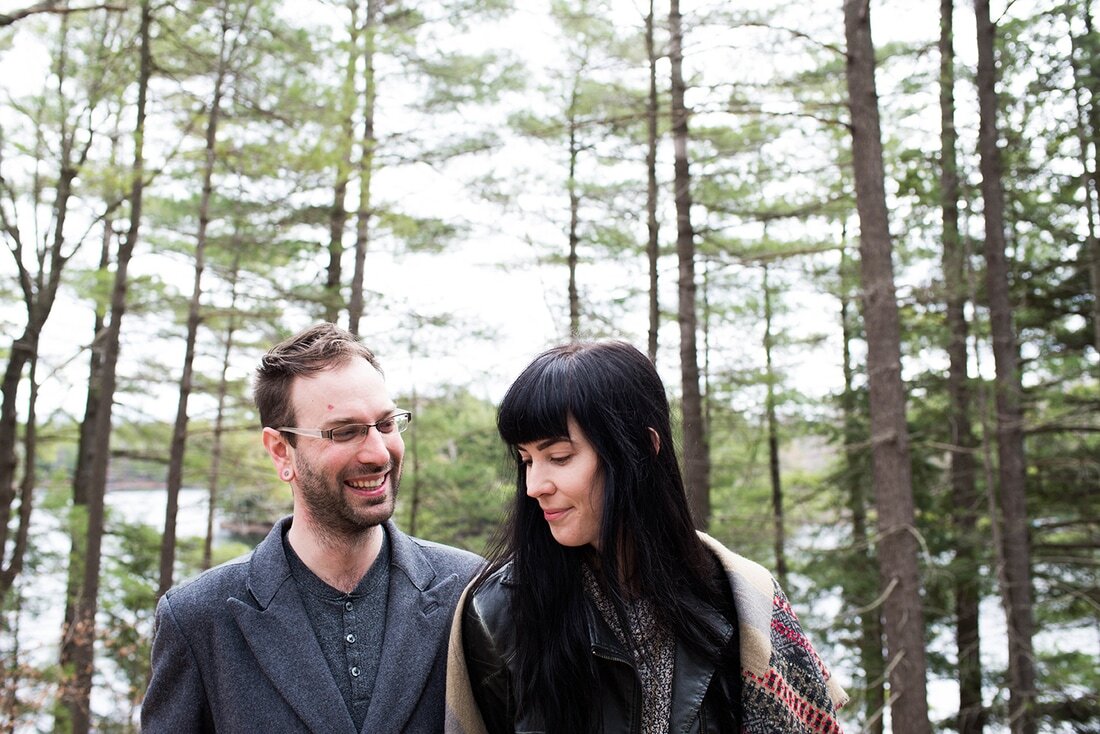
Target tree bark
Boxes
[203,245,242,570]
[348,0,379,336]
[407,383,421,535]
[568,80,581,340]
[327,0,360,327]
[645,0,660,363]
[159,0,245,597]
[669,0,709,528]
[1075,2,1100,374]
[0,357,37,598]
[59,2,151,729]
[973,2,1037,731]
[940,0,984,730]
[58,218,112,721]
[0,0,90,608]
[842,1,932,731]
[762,264,788,589]
[840,236,886,734]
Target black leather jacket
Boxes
[460,562,739,734]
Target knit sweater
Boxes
[445,532,848,734]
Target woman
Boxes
[446,341,847,734]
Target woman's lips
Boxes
[542,507,570,522]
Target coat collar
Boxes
[233,516,462,734]
[362,525,467,734]
[581,570,733,734]
[230,516,356,734]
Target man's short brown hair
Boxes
[253,323,382,439]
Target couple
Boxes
[141,323,846,733]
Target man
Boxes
[142,323,483,733]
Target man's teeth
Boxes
[348,476,385,489]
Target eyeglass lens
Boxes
[330,414,410,442]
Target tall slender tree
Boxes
[761,263,788,588]
[842,1,932,730]
[202,247,242,571]
[59,2,152,729]
[838,238,886,734]
[973,1,1037,731]
[669,0,709,528]
[645,0,660,363]
[940,0,984,730]
[325,0,361,326]
[1073,1,1100,374]
[0,4,113,603]
[347,0,380,336]
[158,0,255,598]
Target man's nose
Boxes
[355,426,392,465]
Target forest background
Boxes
[0,0,1097,732]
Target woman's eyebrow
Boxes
[535,437,571,451]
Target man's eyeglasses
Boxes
[277,411,412,444]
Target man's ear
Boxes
[647,427,660,455]
[262,427,294,481]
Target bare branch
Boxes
[0,1,125,27]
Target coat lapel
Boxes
[360,524,465,734]
[668,595,732,734]
[229,518,357,734]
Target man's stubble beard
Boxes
[293,450,400,545]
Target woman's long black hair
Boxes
[475,340,740,733]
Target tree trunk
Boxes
[2,584,25,732]
[3,0,95,608]
[203,247,242,570]
[762,264,788,589]
[159,0,240,596]
[840,237,886,734]
[1075,2,1100,373]
[0,357,38,598]
[973,2,1037,731]
[59,2,151,729]
[58,223,112,723]
[645,0,660,363]
[0,91,82,598]
[348,0,379,336]
[407,383,421,536]
[940,0,984,730]
[327,0,360,327]
[842,1,932,731]
[669,0,709,528]
[568,83,581,340]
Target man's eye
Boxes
[375,418,396,433]
[331,425,364,442]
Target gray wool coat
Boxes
[141,516,483,734]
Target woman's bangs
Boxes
[497,358,573,447]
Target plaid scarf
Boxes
[445,532,848,734]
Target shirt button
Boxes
[344,601,353,611]
[350,666,361,677]
[345,633,356,644]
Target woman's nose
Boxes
[525,464,551,497]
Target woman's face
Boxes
[518,416,604,549]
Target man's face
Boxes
[284,358,404,540]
